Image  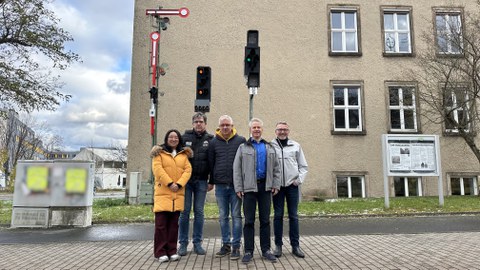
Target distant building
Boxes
[0,109,47,187]
[46,151,79,160]
[73,147,127,189]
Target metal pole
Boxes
[381,135,390,209]
[249,94,254,121]
[436,135,444,207]
[248,87,257,121]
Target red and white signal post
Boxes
[146,7,189,145]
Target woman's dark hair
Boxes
[163,129,183,152]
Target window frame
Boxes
[433,7,464,56]
[331,81,365,135]
[381,6,414,57]
[335,173,367,198]
[442,84,471,134]
[393,176,423,197]
[448,174,479,196]
[328,5,362,56]
[386,82,420,133]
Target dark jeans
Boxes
[154,211,180,258]
[215,184,242,248]
[179,180,208,245]
[273,184,300,247]
[243,181,272,253]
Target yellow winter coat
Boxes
[150,145,192,212]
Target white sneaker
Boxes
[158,255,169,263]
[170,254,180,261]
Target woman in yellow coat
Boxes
[150,129,192,263]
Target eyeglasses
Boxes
[276,129,289,132]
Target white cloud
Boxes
[34,0,134,151]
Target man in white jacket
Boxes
[271,121,308,258]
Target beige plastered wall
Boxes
[128,0,480,199]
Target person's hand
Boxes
[169,183,179,192]
[208,184,214,192]
[293,180,299,186]
[236,191,244,198]
[272,188,279,196]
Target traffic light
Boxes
[244,30,260,88]
[195,66,211,112]
[196,66,211,100]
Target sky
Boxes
[33,0,135,151]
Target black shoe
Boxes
[242,252,253,264]
[262,251,277,262]
[274,245,282,258]
[215,244,231,257]
[292,246,305,258]
[230,248,240,260]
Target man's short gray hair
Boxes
[275,121,289,127]
[218,115,233,125]
[249,117,263,127]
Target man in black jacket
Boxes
[208,115,246,260]
[178,113,214,256]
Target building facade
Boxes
[128,0,480,199]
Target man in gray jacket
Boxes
[233,118,280,264]
[271,121,308,258]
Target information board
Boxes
[383,135,440,177]
[381,134,443,208]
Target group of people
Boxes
[150,113,308,264]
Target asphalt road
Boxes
[1,215,480,244]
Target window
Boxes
[435,10,463,54]
[337,176,365,198]
[382,7,412,55]
[394,177,422,197]
[333,84,363,133]
[444,87,470,133]
[329,6,360,55]
[451,176,478,195]
[388,85,418,132]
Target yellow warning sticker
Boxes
[26,166,49,192]
[65,168,87,194]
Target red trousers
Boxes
[154,211,180,258]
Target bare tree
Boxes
[0,0,81,112]
[406,3,480,163]
[0,111,65,187]
[108,143,128,174]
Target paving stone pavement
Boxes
[2,232,480,270]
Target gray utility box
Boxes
[128,172,153,205]
[138,182,153,204]
[11,160,95,228]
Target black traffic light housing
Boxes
[244,30,260,88]
[195,66,211,112]
[196,66,211,100]
[148,87,158,104]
